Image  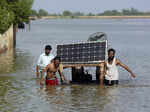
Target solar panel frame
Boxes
[57,40,107,64]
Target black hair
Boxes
[45,45,52,50]
[54,56,61,62]
[108,48,115,54]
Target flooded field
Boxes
[0,19,150,112]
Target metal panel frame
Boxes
[57,40,107,65]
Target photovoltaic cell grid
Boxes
[57,41,106,64]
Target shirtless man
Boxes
[40,56,70,85]
[100,48,136,86]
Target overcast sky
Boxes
[33,0,150,13]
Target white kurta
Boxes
[105,58,119,80]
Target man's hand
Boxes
[36,72,40,78]
[131,73,136,78]
[117,59,136,78]
[40,80,44,86]
[61,76,65,82]
[61,76,70,84]
[36,65,40,78]
[66,80,70,84]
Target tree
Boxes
[38,9,49,16]
[72,12,84,16]
[0,0,14,34]
[111,10,121,15]
[0,0,34,34]
[87,13,95,16]
[63,10,72,16]
[31,9,38,16]
[122,9,130,15]
[8,0,34,24]
[0,7,14,34]
[103,10,113,16]
[130,8,140,15]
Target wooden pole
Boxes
[100,62,105,86]
[96,66,100,83]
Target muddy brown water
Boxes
[0,19,150,112]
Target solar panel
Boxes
[57,41,107,64]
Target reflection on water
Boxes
[38,85,118,112]
[0,19,150,112]
[0,49,15,73]
[0,48,34,112]
[0,48,33,74]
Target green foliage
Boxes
[87,13,95,16]
[0,0,33,34]
[30,8,150,18]
[0,7,14,34]
[101,8,145,16]
[8,0,34,24]
[101,10,121,16]
[30,9,38,16]
[38,9,49,16]
[63,10,72,16]
[0,0,7,7]
[122,8,142,15]
[72,12,84,16]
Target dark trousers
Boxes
[104,79,119,86]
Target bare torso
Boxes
[46,63,59,79]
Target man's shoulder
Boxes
[115,58,121,65]
[115,58,120,62]
[46,63,53,68]
[49,54,54,58]
[40,53,54,57]
[40,53,45,57]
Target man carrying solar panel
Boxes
[100,48,136,86]
[40,56,70,86]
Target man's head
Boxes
[45,45,52,55]
[53,56,61,68]
[108,48,115,62]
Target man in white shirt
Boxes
[100,48,136,86]
[36,45,54,78]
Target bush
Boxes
[0,0,33,34]
[0,7,14,34]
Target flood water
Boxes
[0,19,150,112]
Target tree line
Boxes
[0,0,33,34]
[31,8,150,17]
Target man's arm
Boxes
[58,64,70,84]
[36,65,40,78]
[58,70,70,84]
[36,55,42,78]
[116,59,136,78]
[40,65,48,85]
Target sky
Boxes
[33,0,150,13]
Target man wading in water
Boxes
[100,48,136,86]
[40,56,70,85]
[36,45,54,78]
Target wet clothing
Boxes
[46,78,59,85]
[105,58,119,80]
[45,64,64,85]
[105,58,119,86]
[37,53,54,78]
[37,53,54,70]
[104,79,119,86]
